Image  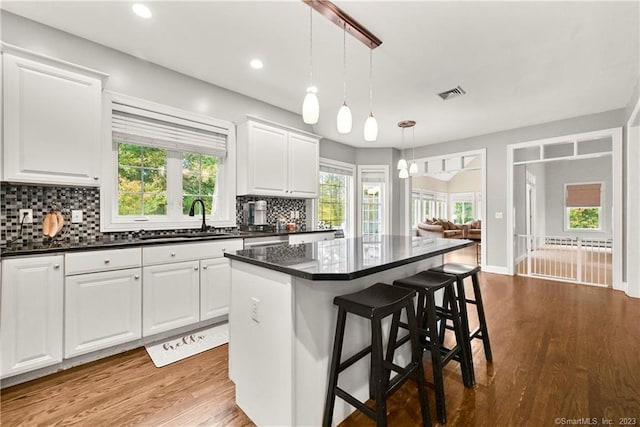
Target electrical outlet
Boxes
[71,210,83,223]
[251,297,260,323]
[19,209,33,224]
[495,212,503,219]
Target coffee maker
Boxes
[242,200,268,230]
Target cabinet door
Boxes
[3,54,101,186]
[65,268,142,358]
[200,258,232,321]
[247,122,288,195]
[288,132,319,197]
[142,261,200,337]
[1,256,63,378]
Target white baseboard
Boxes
[481,264,510,275]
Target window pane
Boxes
[118,166,142,192]
[118,193,142,216]
[182,172,200,194]
[181,153,219,215]
[118,143,142,167]
[143,168,166,193]
[143,194,167,215]
[143,147,167,168]
[568,207,600,229]
[318,171,349,232]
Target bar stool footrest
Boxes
[335,388,376,420]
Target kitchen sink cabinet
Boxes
[142,261,201,337]
[200,258,232,321]
[1,256,64,378]
[237,117,320,198]
[64,268,142,358]
[2,47,107,186]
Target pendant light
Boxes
[397,120,416,179]
[337,23,352,134]
[409,126,419,175]
[363,49,378,141]
[302,8,319,124]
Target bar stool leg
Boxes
[371,317,387,427]
[323,308,347,427]
[471,273,493,362]
[445,284,474,388]
[425,293,447,425]
[382,311,402,392]
[454,277,476,386]
[405,302,432,427]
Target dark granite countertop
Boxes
[224,235,473,281]
[0,229,336,258]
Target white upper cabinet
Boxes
[2,47,107,186]
[237,117,320,198]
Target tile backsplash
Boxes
[0,183,307,246]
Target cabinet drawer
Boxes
[143,239,243,265]
[65,248,141,275]
[289,232,335,245]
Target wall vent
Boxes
[437,86,466,100]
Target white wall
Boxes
[544,156,612,240]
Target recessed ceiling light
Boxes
[250,59,264,70]
[132,4,152,19]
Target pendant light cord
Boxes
[309,8,313,86]
[369,49,373,114]
[342,23,347,102]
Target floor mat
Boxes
[145,323,229,367]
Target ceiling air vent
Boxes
[437,86,466,101]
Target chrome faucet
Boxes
[188,198,208,231]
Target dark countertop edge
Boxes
[224,240,474,281]
[0,230,335,259]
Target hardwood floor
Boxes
[3,271,640,426]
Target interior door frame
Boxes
[506,127,623,289]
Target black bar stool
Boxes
[429,263,493,386]
[323,283,431,427]
[393,271,473,425]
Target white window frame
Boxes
[450,192,475,224]
[357,165,390,238]
[100,92,236,232]
[316,157,356,238]
[563,181,604,232]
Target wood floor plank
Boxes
[2,272,640,426]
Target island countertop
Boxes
[224,235,473,281]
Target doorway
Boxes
[507,128,622,288]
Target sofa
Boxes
[416,219,466,239]
[465,219,481,240]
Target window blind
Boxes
[320,164,354,176]
[112,103,227,157]
[566,183,601,207]
[361,171,386,182]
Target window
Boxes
[565,182,602,230]
[412,190,448,227]
[450,193,475,224]
[317,160,354,236]
[102,93,236,231]
[358,165,389,239]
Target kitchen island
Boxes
[224,235,472,426]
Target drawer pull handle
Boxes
[134,275,140,280]
[202,265,208,270]
[104,259,110,264]
[53,264,60,269]
[171,252,176,257]
[194,266,199,271]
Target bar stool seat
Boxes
[393,271,473,424]
[323,283,431,427]
[429,263,493,386]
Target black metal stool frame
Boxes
[322,284,431,427]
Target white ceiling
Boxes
[2,1,638,149]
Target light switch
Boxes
[71,210,83,223]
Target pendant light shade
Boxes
[303,86,319,124]
[409,161,418,175]
[302,9,319,124]
[364,113,378,141]
[397,120,416,179]
[399,167,409,179]
[397,158,408,170]
[337,103,352,133]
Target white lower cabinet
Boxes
[142,261,200,337]
[64,268,142,358]
[200,258,232,321]
[1,256,64,378]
